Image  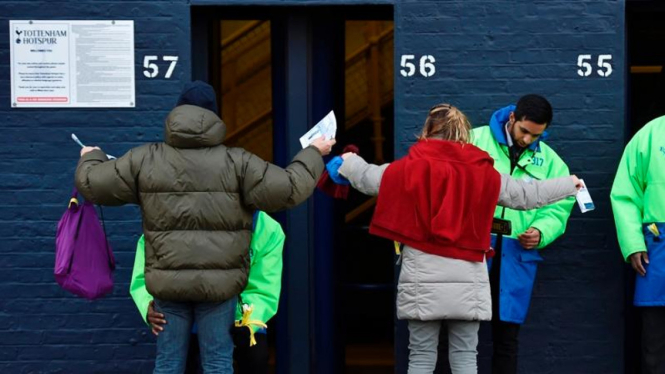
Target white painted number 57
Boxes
[143,55,179,79]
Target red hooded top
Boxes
[370,139,501,262]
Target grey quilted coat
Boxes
[338,154,577,321]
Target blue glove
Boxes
[325,156,350,185]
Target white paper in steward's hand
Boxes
[299,110,337,149]
[576,179,595,213]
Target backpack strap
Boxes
[97,205,116,270]
[69,188,79,208]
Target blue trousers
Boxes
[153,298,237,374]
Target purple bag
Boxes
[55,189,115,299]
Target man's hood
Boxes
[489,104,549,151]
[164,105,226,148]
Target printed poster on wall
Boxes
[10,20,135,108]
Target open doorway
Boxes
[627,1,665,136]
[192,6,394,374]
[625,2,665,373]
[341,20,395,374]
[217,20,274,162]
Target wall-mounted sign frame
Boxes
[10,20,135,108]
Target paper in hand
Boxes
[71,133,117,160]
[299,111,337,149]
[576,179,595,213]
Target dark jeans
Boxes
[642,307,665,374]
[489,238,521,374]
[185,328,270,374]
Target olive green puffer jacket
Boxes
[75,105,324,302]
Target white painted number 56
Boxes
[401,54,436,78]
[400,55,416,77]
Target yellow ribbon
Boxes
[648,223,661,237]
[394,241,401,255]
[234,304,267,347]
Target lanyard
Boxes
[514,161,541,181]
[496,144,541,235]
[506,145,541,181]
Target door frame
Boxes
[190,5,393,373]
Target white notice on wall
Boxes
[10,20,135,108]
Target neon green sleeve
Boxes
[530,153,575,249]
[130,215,286,330]
[129,235,153,326]
[611,135,648,261]
[240,212,285,331]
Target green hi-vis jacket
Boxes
[130,211,285,331]
[472,105,575,247]
[611,116,665,261]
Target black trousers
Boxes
[489,238,521,374]
[642,307,665,374]
[184,329,269,374]
[233,327,270,374]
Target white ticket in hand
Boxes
[576,179,595,213]
[299,110,337,149]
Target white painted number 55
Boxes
[597,54,612,77]
[577,54,612,77]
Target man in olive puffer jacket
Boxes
[75,81,334,373]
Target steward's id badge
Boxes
[491,218,512,235]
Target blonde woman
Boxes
[338,104,581,374]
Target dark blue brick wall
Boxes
[1,1,191,372]
[2,0,627,373]
[395,1,626,373]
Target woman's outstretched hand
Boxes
[341,152,356,160]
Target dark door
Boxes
[192,6,393,373]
